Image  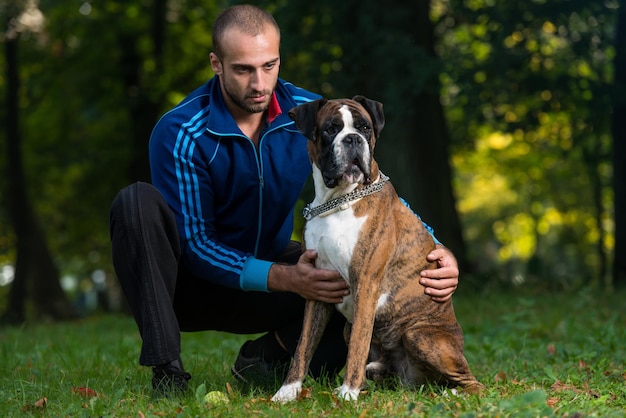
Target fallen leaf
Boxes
[494,370,507,382]
[21,397,48,412]
[34,397,48,408]
[138,411,145,418]
[297,387,312,401]
[546,397,559,407]
[547,343,556,355]
[551,380,581,393]
[72,386,100,398]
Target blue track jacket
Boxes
[150,76,439,292]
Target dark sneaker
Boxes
[152,359,191,397]
[231,340,290,389]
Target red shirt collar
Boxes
[267,92,282,123]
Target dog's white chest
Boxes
[305,206,366,322]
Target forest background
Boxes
[0,0,624,323]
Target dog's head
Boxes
[289,96,385,189]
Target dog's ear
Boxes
[352,95,385,137]
[288,99,328,141]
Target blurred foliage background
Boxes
[0,0,623,322]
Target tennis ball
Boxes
[203,390,229,406]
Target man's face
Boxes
[211,26,281,115]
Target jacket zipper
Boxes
[252,132,264,257]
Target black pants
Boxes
[109,182,347,377]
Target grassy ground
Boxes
[1,288,625,417]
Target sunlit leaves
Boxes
[454,110,606,280]
[439,0,615,285]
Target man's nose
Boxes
[250,69,266,91]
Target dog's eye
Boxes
[324,126,338,135]
[358,125,371,134]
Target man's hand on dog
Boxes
[268,249,349,303]
[419,245,459,303]
[268,246,458,304]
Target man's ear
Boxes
[352,95,385,137]
[209,52,222,75]
[288,99,327,141]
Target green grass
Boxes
[1,289,625,417]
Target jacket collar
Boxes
[267,92,282,123]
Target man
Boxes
[109,4,459,396]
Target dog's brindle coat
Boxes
[272,96,483,402]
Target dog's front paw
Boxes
[334,384,360,401]
[271,382,302,403]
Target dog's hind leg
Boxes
[272,300,334,403]
[404,327,484,394]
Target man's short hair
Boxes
[212,4,280,59]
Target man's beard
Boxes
[223,80,272,114]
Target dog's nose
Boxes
[342,134,363,146]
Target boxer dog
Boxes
[271,96,483,403]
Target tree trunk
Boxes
[612,2,626,288]
[583,147,608,285]
[2,15,75,325]
[324,0,469,270]
[118,29,152,183]
[395,0,467,265]
[119,0,167,183]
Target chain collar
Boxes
[303,173,389,221]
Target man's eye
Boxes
[265,63,276,70]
